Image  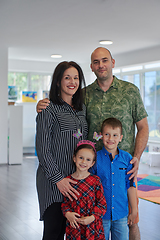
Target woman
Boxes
[36,61,88,240]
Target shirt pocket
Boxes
[118,168,127,187]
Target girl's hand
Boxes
[77,215,95,225]
[65,212,80,229]
[128,211,137,226]
[56,178,79,201]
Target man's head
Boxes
[90,47,115,82]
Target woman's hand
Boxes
[56,178,79,201]
[36,98,50,113]
[65,212,80,228]
[77,215,95,225]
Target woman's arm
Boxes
[36,109,79,199]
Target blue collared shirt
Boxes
[90,147,136,221]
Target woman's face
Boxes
[60,67,79,102]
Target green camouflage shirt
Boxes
[84,76,148,155]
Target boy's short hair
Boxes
[101,117,123,135]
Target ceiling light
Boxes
[99,40,113,45]
[51,54,62,58]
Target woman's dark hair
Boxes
[49,61,86,111]
[74,144,96,162]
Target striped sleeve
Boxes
[36,109,64,184]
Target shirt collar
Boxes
[102,146,121,158]
[93,75,119,92]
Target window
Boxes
[8,72,51,101]
[144,71,160,142]
[119,70,160,143]
[8,72,28,100]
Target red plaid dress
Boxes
[61,174,107,240]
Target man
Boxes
[37,47,149,240]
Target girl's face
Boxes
[73,148,95,172]
[60,67,79,102]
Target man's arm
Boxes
[36,98,50,113]
[128,117,149,179]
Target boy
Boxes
[90,117,137,240]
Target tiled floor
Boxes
[0,155,160,240]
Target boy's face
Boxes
[101,125,123,154]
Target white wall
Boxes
[114,45,160,68]
[0,47,8,164]
[8,45,160,86]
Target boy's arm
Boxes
[127,187,137,226]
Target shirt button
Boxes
[112,172,114,174]
[113,184,115,186]
[112,207,114,209]
[113,195,114,197]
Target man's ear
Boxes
[90,63,94,72]
[112,58,115,68]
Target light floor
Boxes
[0,155,160,240]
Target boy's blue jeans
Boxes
[102,216,129,240]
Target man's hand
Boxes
[127,157,139,180]
[65,212,80,228]
[36,98,50,113]
[77,215,95,225]
[56,178,79,201]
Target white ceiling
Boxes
[1,0,160,67]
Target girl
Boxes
[61,140,107,240]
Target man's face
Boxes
[90,48,115,82]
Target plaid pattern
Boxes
[61,174,107,239]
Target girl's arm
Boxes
[65,212,80,229]
[91,177,107,220]
[61,196,80,228]
[127,187,137,226]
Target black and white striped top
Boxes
[36,101,88,220]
